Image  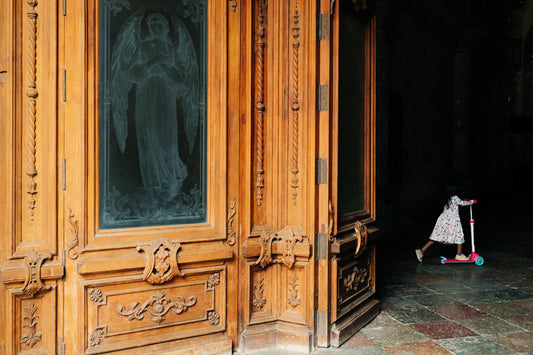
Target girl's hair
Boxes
[444,183,458,209]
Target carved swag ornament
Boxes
[137,238,184,284]
[252,225,305,269]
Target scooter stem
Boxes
[470,205,475,253]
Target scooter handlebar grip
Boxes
[473,200,477,204]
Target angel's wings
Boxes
[172,16,199,154]
[110,12,143,153]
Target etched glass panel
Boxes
[99,0,207,229]
[338,3,365,215]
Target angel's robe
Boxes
[128,35,188,202]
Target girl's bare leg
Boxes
[421,240,434,253]
[457,243,463,255]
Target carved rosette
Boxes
[253,225,304,269]
[254,0,267,206]
[252,272,266,309]
[118,290,197,324]
[88,326,106,348]
[208,311,220,325]
[287,272,301,308]
[88,288,104,304]
[290,0,301,206]
[353,221,368,258]
[67,209,79,259]
[14,249,52,297]
[226,200,237,246]
[20,302,42,348]
[137,238,183,284]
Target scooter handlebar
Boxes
[471,199,477,204]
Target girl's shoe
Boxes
[455,254,468,260]
[415,249,423,262]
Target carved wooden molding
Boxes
[118,291,197,324]
[206,272,220,291]
[88,288,104,304]
[255,0,266,206]
[137,238,183,284]
[252,272,266,309]
[26,0,39,221]
[67,209,79,259]
[353,221,368,258]
[253,225,305,268]
[287,272,301,308]
[20,302,42,348]
[88,326,106,348]
[226,200,237,246]
[343,266,368,292]
[208,311,220,325]
[290,1,301,206]
[14,250,53,297]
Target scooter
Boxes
[440,201,484,266]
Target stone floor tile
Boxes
[512,298,533,312]
[501,313,533,331]
[385,284,436,297]
[429,304,487,320]
[363,313,402,328]
[473,301,531,317]
[462,279,509,291]
[359,324,429,347]
[339,333,375,348]
[384,341,452,355]
[410,321,478,339]
[488,331,533,353]
[436,335,515,355]
[455,315,524,335]
[379,296,419,310]
[424,283,473,295]
[385,306,446,324]
[405,294,461,307]
[405,273,449,285]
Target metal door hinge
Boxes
[317,85,328,112]
[315,226,327,260]
[62,0,66,16]
[62,158,66,190]
[315,309,327,338]
[62,69,66,102]
[58,339,65,355]
[316,158,327,185]
[318,13,329,40]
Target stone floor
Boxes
[312,197,533,354]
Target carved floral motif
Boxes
[20,302,42,348]
[252,272,266,309]
[207,273,220,291]
[88,288,104,304]
[88,326,106,348]
[229,0,237,12]
[208,311,220,325]
[343,266,369,292]
[287,272,301,308]
[226,200,237,246]
[118,290,197,324]
[137,238,183,284]
[67,209,79,259]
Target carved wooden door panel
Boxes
[0,0,64,353]
[60,0,234,353]
[328,0,380,347]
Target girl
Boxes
[416,195,477,262]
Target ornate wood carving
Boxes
[118,290,197,324]
[330,0,336,15]
[88,326,106,348]
[343,266,368,292]
[226,200,236,246]
[290,1,301,206]
[26,0,39,221]
[67,209,79,259]
[206,273,220,291]
[17,249,52,297]
[287,272,301,308]
[88,288,104,304]
[253,225,304,268]
[252,272,266,309]
[20,302,42,348]
[229,0,237,12]
[255,0,267,206]
[137,238,183,284]
[353,221,368,258]
[208,311,220,325]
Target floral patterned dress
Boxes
[429,196,474,244]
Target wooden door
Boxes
[60,0,234,353]
[329,0,380,347]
